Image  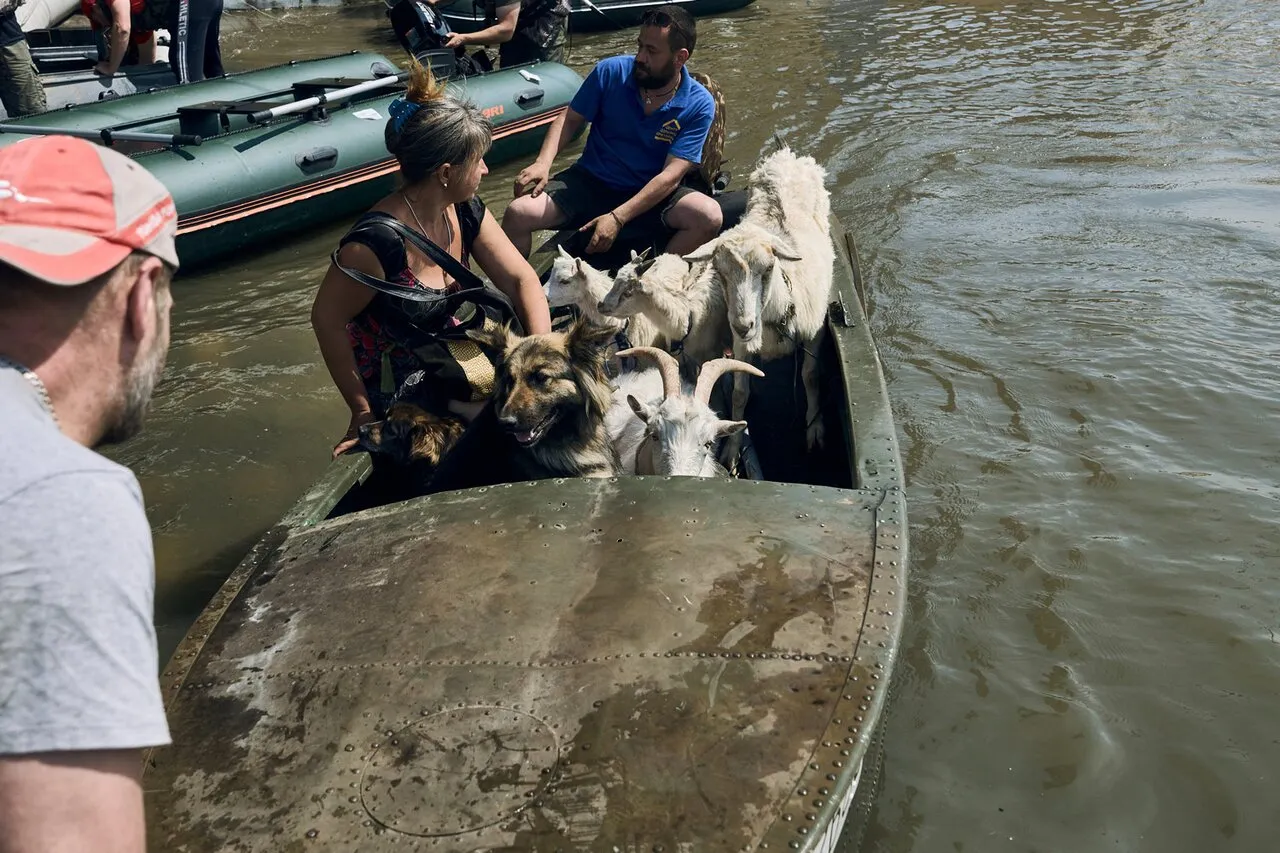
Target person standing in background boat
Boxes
[435,0,570,67]
[83,0,223,82]
[0,1,47,117]
[311,60,551,459]
[0,136,178,853]
[502,4,722,256]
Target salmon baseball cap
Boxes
[0,135,179,285]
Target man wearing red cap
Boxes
[0,136,179,852]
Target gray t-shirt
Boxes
[0,368,171,754]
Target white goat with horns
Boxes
[683,146,834,462]
[607,346,764,478]
[597,249,731,368]
[543,246,665,348]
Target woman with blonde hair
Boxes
[312,61,551,458]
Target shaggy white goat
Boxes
[607,346,763,477]
[543,246,664,348]
[597,249,732,369]
[683,146,834,459]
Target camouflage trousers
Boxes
[0,37,46,118]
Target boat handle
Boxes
[515,87,545,106]
[296,146,339,171]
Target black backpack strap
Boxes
[331,212,524,335]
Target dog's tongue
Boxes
[515,429,537,445]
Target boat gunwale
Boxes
[146,214,907,852]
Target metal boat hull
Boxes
[144,217,906,850]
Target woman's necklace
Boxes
[0,355,59,427]
[643,77,680,106]
[402,192,453,252]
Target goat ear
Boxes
[557,244,573,260]
[466,322,516,356]
[715,419,749,438]
[627,394,653,423]
[770,236,802,262]
[683,240,718,262]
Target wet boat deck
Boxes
[146,476,902,850]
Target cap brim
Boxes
[0,224,134,286]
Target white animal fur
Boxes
[683,146,834,459]
[543,246,665,348]
[597,250,732,369]
[614,347,763,478]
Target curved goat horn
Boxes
[616,347,682,399]
[693,358,764,406]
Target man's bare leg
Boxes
[664,191,723,256]
[501,193,569,257]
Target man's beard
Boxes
[633,59,677,91]
[97,338,168,447]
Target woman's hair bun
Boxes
[404,57,447,105]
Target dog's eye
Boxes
[532,370,553,385]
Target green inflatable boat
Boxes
[0,50,582,268]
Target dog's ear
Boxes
[467,322,516,356]
[565,314,617,364]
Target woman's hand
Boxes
[332,409,377,459]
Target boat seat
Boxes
[178,100,288,135]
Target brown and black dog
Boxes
[358,402,466,474]
[461,315,620,481]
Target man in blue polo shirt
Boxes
[501,4,723,257]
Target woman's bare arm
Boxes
[311,244,382,454]
[470,208,552,334]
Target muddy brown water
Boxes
[100,0,1280,849]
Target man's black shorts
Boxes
[544,163,702,233]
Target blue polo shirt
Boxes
[569,55,715,192]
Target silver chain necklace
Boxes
[0,355,59,427]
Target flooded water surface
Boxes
[104,0,1280,849]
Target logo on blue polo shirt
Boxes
[654,119,681,144]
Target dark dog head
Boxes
[358,402,465,467]
[467,316,616,447]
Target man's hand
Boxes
[444,33,468,49]
[514,162,551,198]
[579,210,623,254]
[93,61,116,77]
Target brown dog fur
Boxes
[467,316,620,479]
[358,402,466,471]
